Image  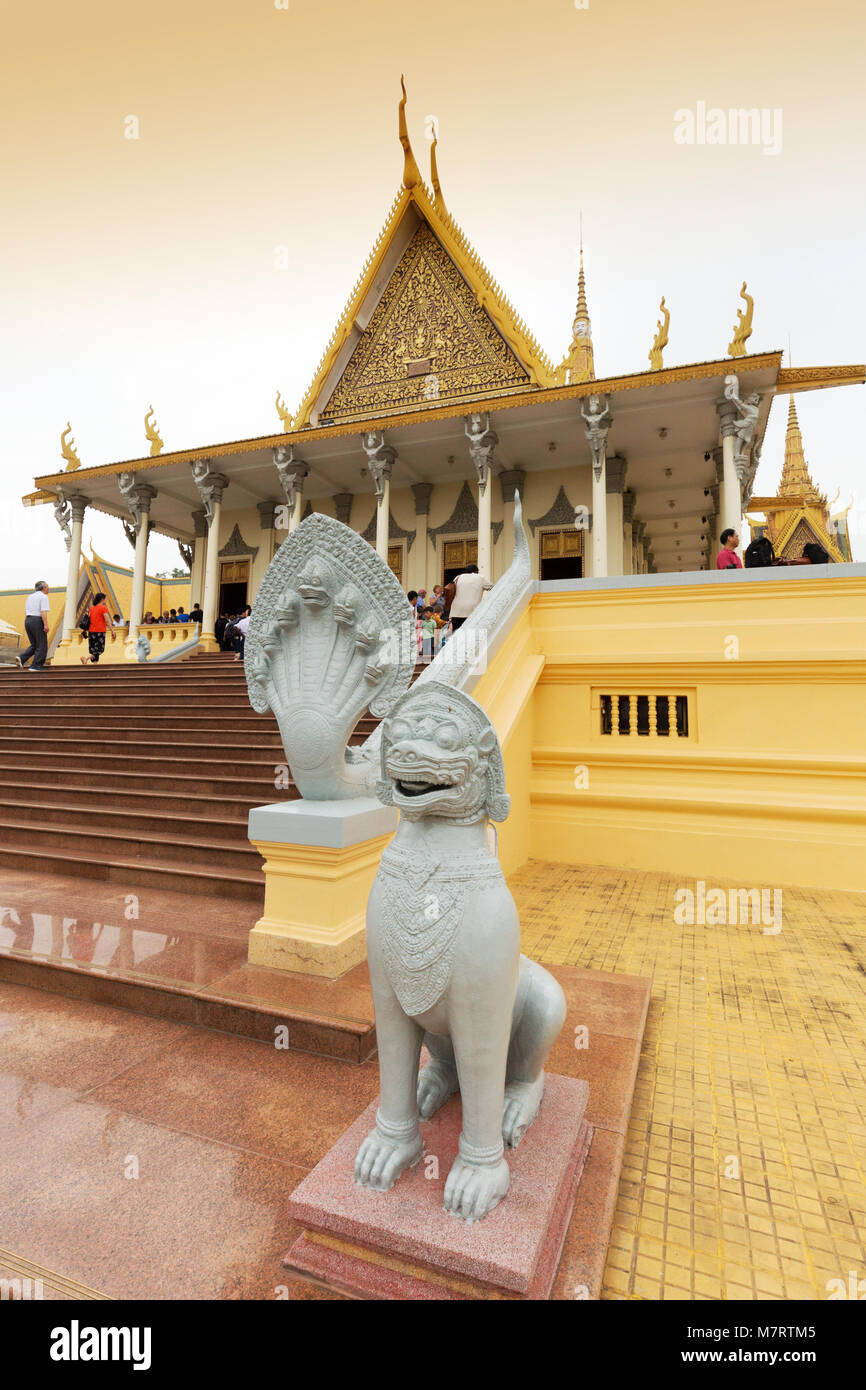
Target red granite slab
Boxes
[285,1074,591,1298]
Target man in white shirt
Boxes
[21,581,50,671]
[233,608,252,661]
[448,565,492,630]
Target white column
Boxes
[201,497,223,641]
[117,480,157,644]
[465,413,498,580]
[582,394,612,579]
[605,457,627,577]
[61,495,88,636]
[361,432,396,563]
[411,484,432,592]
[190,463,229,649]
[375,475,390,561]
[189,510,208,610]
[716,400,741,539]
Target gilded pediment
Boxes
[320,224,531,423]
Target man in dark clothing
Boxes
[189,603,205,625]
[214,613,229,647]
[21,581,50,671]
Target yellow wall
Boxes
[470,572,866,893]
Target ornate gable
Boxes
[320,224,531,424]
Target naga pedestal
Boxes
[285,1075,592,1300]
[247,798,398,978]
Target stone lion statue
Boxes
[354,682,566,1223]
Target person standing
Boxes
[715,529,743,571]
[233,606,252,661]
[448,564,492,630]
[80,591,115,665]
[21,581,51,672]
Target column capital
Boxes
[273,446,309,509]
[59,492,89,525]
[498,469,526,504]
[257,500,278,530]
[332,492,353,526]
[189,460,228,524]
[118,473,158,535]
[716,397,739,438]
[622,489,636,524]
[411,482,433,516]
[606,455,628,494]
[191,508,209,538]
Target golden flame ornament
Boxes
[648,297,670,370]
[728,282,754,358]
[275,391,294,432]
[60,422,81,471]
[144,406,164,457]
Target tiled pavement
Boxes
[511,861,866,1300]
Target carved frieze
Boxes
[321,224,530,422]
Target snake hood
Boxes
[376,682,510,825]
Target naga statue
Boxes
[354,681,566,1223]
[244,500,562,1223]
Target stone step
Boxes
[0,734,286,758]
[0,766,296,800]
[0,748,291,779]
[0,843,264,902]
[0,815,261,872]
[0,792,257,839]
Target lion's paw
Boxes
[417,1062,459,1120]
[443,1154,510,1223]
[502,1075,545,1148]
[354,1127,423,1192]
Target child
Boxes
[419,606,437,662]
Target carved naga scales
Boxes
[243,513,416,799]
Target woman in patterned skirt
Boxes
[80,591,115,665]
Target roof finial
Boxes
[430,122,447,214]
[398,75,421,190]
[728,281,754,358]
[649,296,670,370]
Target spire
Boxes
[779,396,824,505]
[398,75,421,190]
[430,130,447,214]
[560,241,595,384]
[575,247,589,320]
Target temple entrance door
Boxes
[387,545,404,585]
[219,559,250,615]
[539,528,583,580]
[442,537,478,586]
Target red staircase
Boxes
[0,653,379,905]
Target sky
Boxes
[2,0,864,586]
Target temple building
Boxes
[21,84,864,664]
[746,395,854,561]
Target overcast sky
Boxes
[3,0,864,587]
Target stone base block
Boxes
[248,799,397,979]
[285,1074,593,1299]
